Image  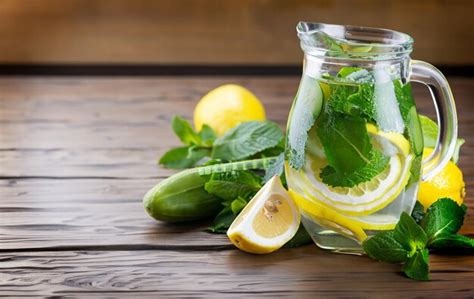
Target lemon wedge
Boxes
[227,176,300,254]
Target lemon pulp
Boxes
[227,176,300,254]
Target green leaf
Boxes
[172,115,201,145]
[230,197,248,215]
[403,248,430,281]
[419,114,465,163]
[159,146,210,169]
[418,114,438,148]
[286,75,324,170]
[429,234,474,251]
[316,109,372,174]
[395,82,423,156]
[452,138,466,164]
[204,170,261,201]
[362,231,409,263]
[394,81,415,123]
[411,201,426,224]
[320,149,389,187]
[263,153,285,183]
[212,121,284,161]
[284,224,312,248]
[394,212,428,253]
[407,155,422,187]
[421,198,466,242]
[199,124,217,147]
[329,83,375,120]
[207,206,235,233]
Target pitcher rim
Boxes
[297,22,414,60]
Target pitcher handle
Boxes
[410,60,458,181]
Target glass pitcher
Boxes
[285,22,457,253]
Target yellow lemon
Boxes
[194,84,266,136]
[227,176,300,254]
[418,148,465,208]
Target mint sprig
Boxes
[159,116,284,169]
[159,116,216,169]
[212,121,284,161]
[363,198,473,281]
[320,149,389,187]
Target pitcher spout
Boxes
[297,21,413,60]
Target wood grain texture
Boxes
[0,248,473,297]
[1,76,473,296]
[0,0,472,65]
[0,178,230,250]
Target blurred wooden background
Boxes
[0,0,472,66]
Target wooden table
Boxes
[1,76,473,297]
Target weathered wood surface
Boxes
[0,248,473,297]
[0,76,473,297]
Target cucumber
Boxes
[144,168,221,222]
[407,106,424,156]
[143,157,278,223]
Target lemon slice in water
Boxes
[367,123,410,156]
[286,123,413,216]
[290,190,399,243]
[287,153,412,216]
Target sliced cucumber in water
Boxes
[406,106,424,156]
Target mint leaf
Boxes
[208,206,235,233]
[394,81,415,122]
[429,234,474,251]
[199,124,216,147]
[394,82,423,156]
[394,212,428,253]
[419,114,465,163]
[452,139,466,164]
[362,231,409,263]
[320,149,389,187]
[172,115,201,145]
[330,83,375,120]
[230,197,248,215]
[212,121,284,161]
[286,75,323,170]
[284,224,312,248]
[159,146,210,169]
[407,155,422,187]
[418,114,438,148]
[403,248,430,281]
[421,198,466,242]
[411,201,426,224]
[204,170,261,201]
[317,109,372,174]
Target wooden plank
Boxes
[0,77,294,149]
[0,0,472,65]
[0,177,472,251]
[0,77,472,150]
[0,179,230,250]
[3,146,474,179]
[0,247,473,297]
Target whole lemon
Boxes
[194,84,266,136]
[418,148,465,209]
